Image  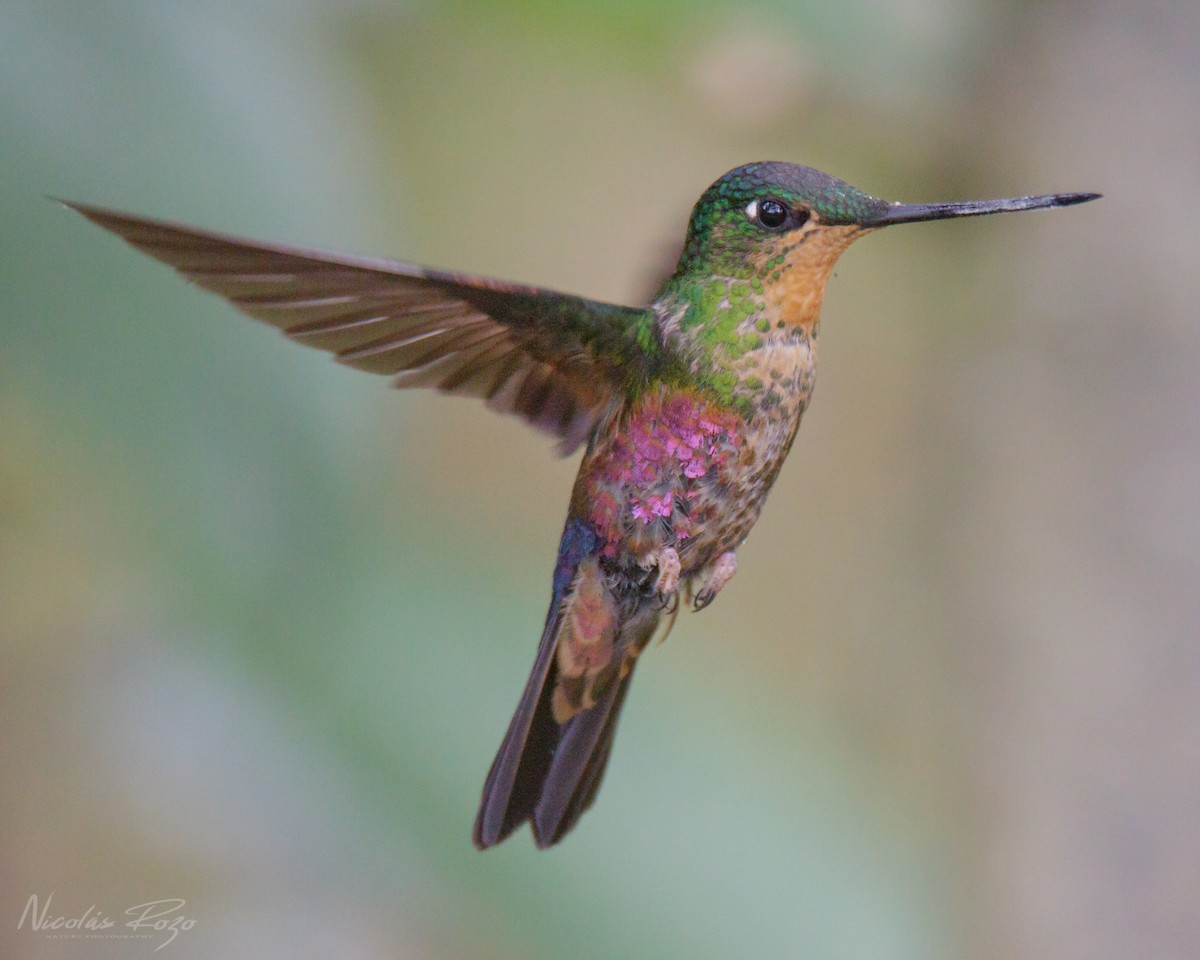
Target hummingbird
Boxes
[63,162,1098,849]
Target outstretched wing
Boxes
[64,201,665,453]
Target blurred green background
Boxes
[3,1,1198,958]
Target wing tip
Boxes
[53,197,127,223]
[53,197,107,224]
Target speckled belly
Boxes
[573,374,811,575]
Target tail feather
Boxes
[472,605,562,848]
[532,662,636,847]
[473,519,659,850]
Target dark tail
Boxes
[473,521,660,849]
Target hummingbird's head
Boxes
[668,162,891,328]
[668,161,1098,328]
[675,162,883,274]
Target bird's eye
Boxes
[749,198,788,230]
[759,199,787,227]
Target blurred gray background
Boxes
[2,1,1197,958]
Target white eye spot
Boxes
[744,199,758,222]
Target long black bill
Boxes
[865,191,1101,227]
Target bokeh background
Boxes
[3,1,1198,958]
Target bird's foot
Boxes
[651,547,681,611]
[692,551,737,610]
